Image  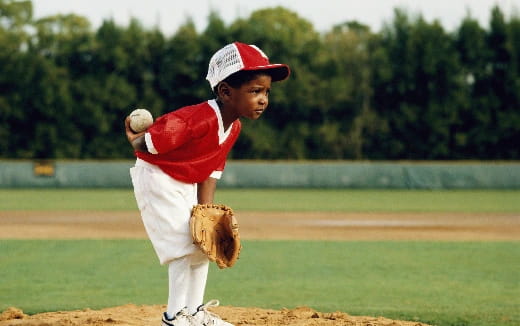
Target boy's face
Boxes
[228,74,272,120]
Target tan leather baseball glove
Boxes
[189,204,241,269]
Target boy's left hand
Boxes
[190,204,241,269]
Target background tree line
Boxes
[0,0,518,160]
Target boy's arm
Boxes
[125,116,147,152]
[197,177,217,204]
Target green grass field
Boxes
[1,188,519,212]
[0,240,518,326]
[1,189,519,326]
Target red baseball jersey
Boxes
[136,100,241,183]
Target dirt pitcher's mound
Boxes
[0,305,430,326]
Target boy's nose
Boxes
[259,94,268,105]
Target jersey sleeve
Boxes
[209,170,223,179]
[146,113,190,154]
[209,160,226,179]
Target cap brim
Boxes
[245,64,290,83]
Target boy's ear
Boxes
[217,82,232,99]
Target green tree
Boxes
[0,0,33,156]
[0,0,31,31]
[314,22,377,159]
[229,7,321,159]
[1,2,518,160]
[158,19,207,111]
[453,15,489,158]
[484,6,519,158]
[200,10,234,63]
[371,9,461,159]
[0,1,79,158]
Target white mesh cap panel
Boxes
[206,43,245,89]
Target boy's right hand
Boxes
[125,116,146,151]
[125,116,144,142]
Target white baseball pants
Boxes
[130,158,210,315]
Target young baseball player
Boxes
[125,42,290,326]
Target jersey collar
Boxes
[208,99,233,145]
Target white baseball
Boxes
[129,108,153,133]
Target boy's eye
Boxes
[251,89,270,95]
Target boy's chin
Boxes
[243,115,262,120]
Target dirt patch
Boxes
[0,210,518,241]
[1,210,518,325]
[0,305,430,326]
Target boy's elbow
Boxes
[131,135,148,152]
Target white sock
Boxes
[186,257,209,313]
[166,256,191,318]
[166,253,210,317]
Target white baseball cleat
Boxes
[162,308,198,326]
[193,300,234,326]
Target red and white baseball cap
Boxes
[206,41,290,89]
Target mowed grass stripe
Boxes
[1,189,519,212]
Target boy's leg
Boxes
[131,160,199,265]
[166,256,191,317]
[186,252,210,313]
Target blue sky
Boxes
[32,0,518,34]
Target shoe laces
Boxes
[174,308,198,326]
[195,300,223,324]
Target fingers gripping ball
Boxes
[129,109,153,133]
[190,204,241,269]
